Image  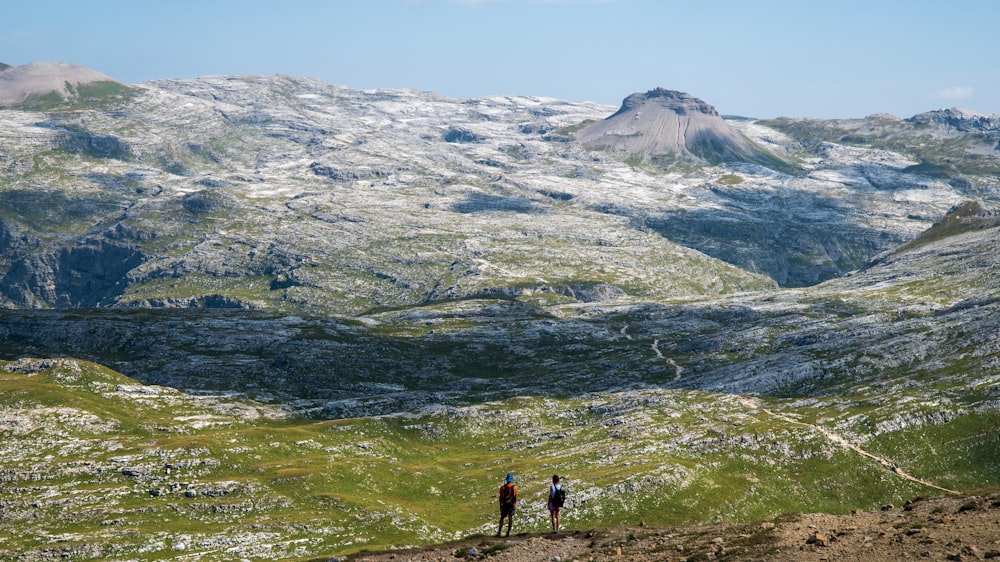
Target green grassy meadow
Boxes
[2,357,996,560]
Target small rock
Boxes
[807,531,830,547]
[465,547,479,557]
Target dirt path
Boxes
[738,397,961,495]
[650,339,684,381]
[348,492,1000,561]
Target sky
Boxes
[3,0,999,119]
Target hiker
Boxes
[548,474,565,532]
[496,472,518,537]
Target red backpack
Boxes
[500,483,517,507]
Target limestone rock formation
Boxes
[906,107,1000,135]
[576,87,789,169]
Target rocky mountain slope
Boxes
[1,62,999,559]
[0,61,132,110]
[577,87,791,171]
[1,63,994,311]
[2,202,999,416]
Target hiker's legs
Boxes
[554,507,561,531]
[505,513,513,536]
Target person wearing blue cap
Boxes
[496,472,518,537]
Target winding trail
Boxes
[639,332,953,493]
[651,339,684,381]
[738,397,960,495]
[620,324,633,340]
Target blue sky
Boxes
[3,0,998,118]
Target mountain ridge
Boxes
[0,65,992,310]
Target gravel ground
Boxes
[347,492,1000,561]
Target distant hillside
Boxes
[892,200,1000,255]
[0,61,132,109]
[907,107,1000,135]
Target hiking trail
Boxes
[738,397,960,495]
[651,339,684,381]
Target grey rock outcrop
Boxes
[906,107,1000,135]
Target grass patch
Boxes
[716,173,744,186]
[543,119,595,142]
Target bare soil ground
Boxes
[344,492,1000,562]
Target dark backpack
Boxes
[500,484,517,507]
[552,486,566,507]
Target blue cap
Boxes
[506,473,514,483]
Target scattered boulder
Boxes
[807,531,830,547]
[309,161,388,181]
[443,127,484,143]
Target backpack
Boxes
[552,486,566,507]
[500,483,517,507]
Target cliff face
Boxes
[0,238,144,308]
